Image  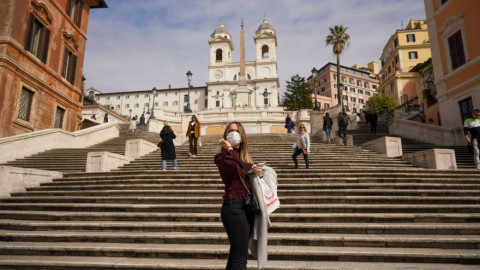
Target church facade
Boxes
[206,19,280,109]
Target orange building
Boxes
[424,0,480,127]
[308,62,380,113]
[0,0,107,138]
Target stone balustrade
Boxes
[362,136,403,158]
[0,123,120,164]
[389,119,464,146]
[125,139,158,159]
[0,166,63,197]
[402,149,457,170]
[86,152,133,173]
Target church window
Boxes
[262,45,269,59]
[216,49,223,62]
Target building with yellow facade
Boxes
[377,19,431,108]
[424,0,480,128]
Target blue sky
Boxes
[83,0,426,97]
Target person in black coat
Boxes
[370,110,378,134]
[160,123,177,170]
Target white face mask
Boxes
[226,131,242,146]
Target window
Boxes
[54,106,65,128]
[349,78,354,85]
[144,103,149,107]
[216,100,220,107]
[25,13,50,63]
[134,103,139,108]
[18,87,34,121]
[116,96,120,100]
[351,97,356,103]
[216,49,223,62]
[448,30,466,70]
[116,105,120,109]
[406,34,415,42]
[321,87,326,92]
[205,99,208,108]
[358,89,363,94]
[163,102,168,107]
[106,97,110,100]
[441,0,449,4]
[173,101,178,106]
[324,103,330,108]
[390,83,395,94]
[341,76,346,83]
[459,97,473,123]
[365,91,370,96]
[359,98,364,104]
[165,93,167,97]
[61,48,77,85]
[125,104,130,108]
[395,55,400,65]
[66,0,83,26]
[372,85,377,89]
[334,94,338,99]
[388,66,391,74]
[334,84,337,89]
[135,95,139,98]
[408,51,418,59]
[262,45,269,59]
[350,88,355,93]
[184,95,189,102]
[154,102,158,107]
[333,75,337,81]
[393,37,398,47]
[145,94,149,98]
[357,80,362,87]
[126,95,130,99]
[364,82,369,88]
[382,91,386,96]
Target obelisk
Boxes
[235,18,250,107]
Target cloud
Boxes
[83,0,426,97]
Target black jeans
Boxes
[292,147,309,169]
[370,122,377,134]
[189,135,198,155]
[338,126,347,145]
[221,200,252,270]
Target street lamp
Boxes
[338,83,346,113]
[146,93,150,115]
[150,87,157,119]
[184,70,193,113]
[311,67,320,111]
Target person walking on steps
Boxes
[292,123,310,169]
[285,114,295,133]
[138,114,146,133]
[338,112,349,146]
[103,113,109,123]
[214,121,263,269]
[370,109,378,134]
[160,122,178,171]
[323,112,333,143]
[129,116,137,132]
[186,115,200,157]
[464,109,480,170]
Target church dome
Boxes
[255,18,275,35]
[211,22,231,39]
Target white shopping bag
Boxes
[258,176,280,215]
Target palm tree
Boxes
[325,25,350,112]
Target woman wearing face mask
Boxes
[214,121,263,270]
[292,123,310,169]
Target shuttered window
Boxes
[24,13,50,63]
[54,106,65,128]
[448,30,466,70]
[61,48,77,84]
[18,87,34,121]
[67,0,83,26]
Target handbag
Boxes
[157,141,162,148]
[239,176,260,215]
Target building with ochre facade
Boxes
[0,0,107,138]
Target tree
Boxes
[325,25,350,111]
[282,74,313,111]
[365,95,397,119]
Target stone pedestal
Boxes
[125,139,158,159]
[86,152,133,172]
[362,136,403,158]
[0,166,62,197]
[403,149,457,170]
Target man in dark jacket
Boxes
[337,112,348,146]
[370,110,378,134]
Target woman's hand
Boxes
[251,161,266,175]
[219,138,232,151]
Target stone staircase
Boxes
[1,124,160,173]
[0,133,479,269]
[349,120,477,169]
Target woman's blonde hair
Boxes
[222,121,253,164]
[299,123,308,133]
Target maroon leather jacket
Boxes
[214,149,253,200]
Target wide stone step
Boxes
[0,255,477,270]
[27,183,480,192]
[0,242,478,264]
[1,230,479,249]
[2,219,479,234]
[12,189,480,197]
[2,195,480,204]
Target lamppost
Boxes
[311,67,320,111]
[339,83,346,113]
[150,87,157,119]
[146,93,151,115]
[129,109,132,119]
[185,70,193,113]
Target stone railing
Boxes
[0,123,120,163]
[147,107,304,137]
[388,119,464,146]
